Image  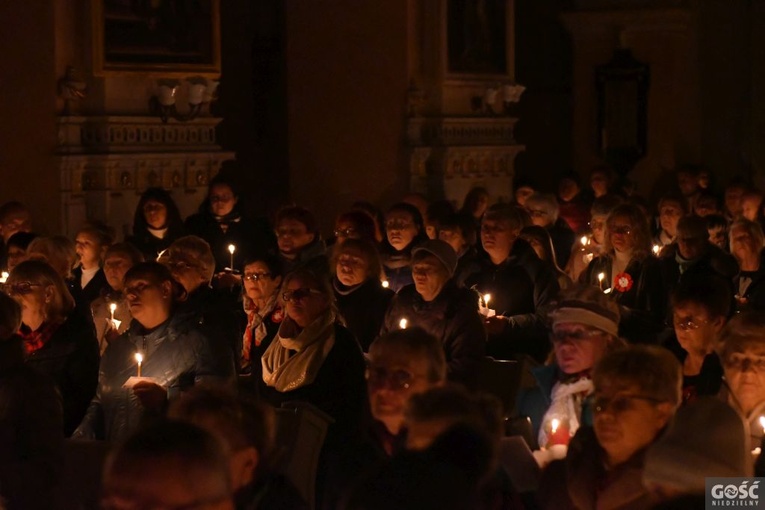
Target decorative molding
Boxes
[407,117,519,146]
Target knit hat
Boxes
[412,240,458,277]
[643,397,750,493]
[548,295,620,338]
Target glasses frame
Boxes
[282,287,323,303]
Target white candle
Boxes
[228,244,236,271]
[759,416,765,434]
[399,318,408,329]
[0,272,8,284]
[483,294,491,308]
[580,236,588,247]
[109,302,117,321]
[135,352,143,377]
[381,280,389,289]
[652,244,660,256]
[597,272,605,291]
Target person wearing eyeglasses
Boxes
[524,192,576,268]
[240,254,284,377]
[717,312,765,449]
[516,286,624,448]
[365,328,446,457]
[332,239,393,352]
[663,276,729,404]
[379,202,429,293]
[537,345,681,510]
[159,236,239,378]
[5,259,99,436]
[581,203,667,344]
[73,262,225,442]
[274,205,328,277]
[126,187,186,261]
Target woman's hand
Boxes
[132,381,167,412]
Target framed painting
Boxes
[92,0,221,77]
[445,0,513,79]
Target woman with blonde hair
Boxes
[5,259,98,436]
[26,235,77,280]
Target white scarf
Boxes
[538,377,594,448]
[261,310,336,392]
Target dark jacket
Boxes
[658,243,738,299]
[72,313,226,442]
[237,472,308,510]
[380,253,414,293]
[185,211,275,273]
[26,311,99,437]
[69,267,111,320]
[279,238,329,279]
[334,278,394,352]
[733,252,765,312]
[581,253,667,344]
[463,239,560,362]
[176,285,240,378]
[126,229,184,261]
[548,218,576,269]
[663,335,723,404]
[381,281,486,388]
[0,336,63,510]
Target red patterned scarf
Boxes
[19,320,63,355]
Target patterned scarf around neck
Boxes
[261,310,336,392]
[19,319,64,355]
[242,294,279,362]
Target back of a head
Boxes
[643,397,749,495]
[369,327,447,384]
[670,274,732,320]
[717,311,765,364]
[676,215,709,241]
[164,235,216,282]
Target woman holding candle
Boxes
[332,239,393,352]
[126,187,186,261]
[379,203,429,293]
[73,262,225,442]
[5,259,99,436]
[580,203,667,344]
[516,285,624,447]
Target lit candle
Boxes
[551,418,559,435]
[399,318,408,329]
[597,272,605,290]
[381,280,389,289]
[483,294,491,308]
[0,271,8,284]
[135,352,143,377]
[228,244,236,271]
[548,417,571,447]
[580,236,588,247]
[109,302,117,321]
[759,416,765,434]
[652,244,660,256]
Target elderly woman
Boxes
[525,192,575,268]
[730,219,765,311]
[258,268,367,436]
[582,203,667,344]
[717,312,765,447]
[332,239,393,352]
[26,235,77,281]
[73,262,225,442]
[565,195,622,282]
[5,259,99,436]
[379,202,429,292]
[381,240,485,388]
[539,345,681,510]
[520,225,572,290]
[90,243,143,355]
[240,253,284,376]
[159,236,238,378]
[126,187,186,260]
[516,285,623,446]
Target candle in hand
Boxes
[228,244,236,271]
[652,244,660,256]
[382,280,389,289]
[483,294,491,308]
[399,318,408,329]
[135,352,143,377]
[580,236,588,247]
[109,302,117,321]
[759,416,765,434]
[597,272,605,290]
[548,418,571,446]
[0,272,8,284]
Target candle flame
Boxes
[759,416,765,433]
[109,303,117,313]
[483,294,491,306]
[597,272,605,282]
[399,318,408,329]
[0,271,8,284]
[228,244,236,254]
[580,236,588,246]
[134,352,143,364]
[381,280,389,288]
[551,418,560,434]
[652,244,660,255]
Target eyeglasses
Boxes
[590,394,663,415]
[673,317,710,331]
[3,281,42,295]
[244,272,271,282]
[610,226,632,236]
[725,353,765,372]
[551,328,606,342]
[282,288,323,303]
[366,366,424,390]
[334,227,357,238]
[386,220,414,231]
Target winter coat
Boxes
[334,277,394,352]
[126,227,185,262]
[25,310,99,437]
[658,243,738,300]
[69,267,111,321]
[0,336,63,510]
[581,253,667,344]
[381,281,486,388]
[663,335,723,404]
[733,253,765,312]
[72,313,226,442]
[463,239,560,362]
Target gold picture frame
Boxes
[92,0,221,77]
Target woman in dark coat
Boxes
[72,262,227,443]
[730,219,765,312]
[581,203,667,344]
[379,202,429,293]
[126,187,186,261]
[332,239,394,352]
[6,259,99,436]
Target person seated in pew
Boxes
[516,285,624,448]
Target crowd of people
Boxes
[0,165,762,509]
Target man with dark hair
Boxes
[464,203,560,362]
[101,420,235,510]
